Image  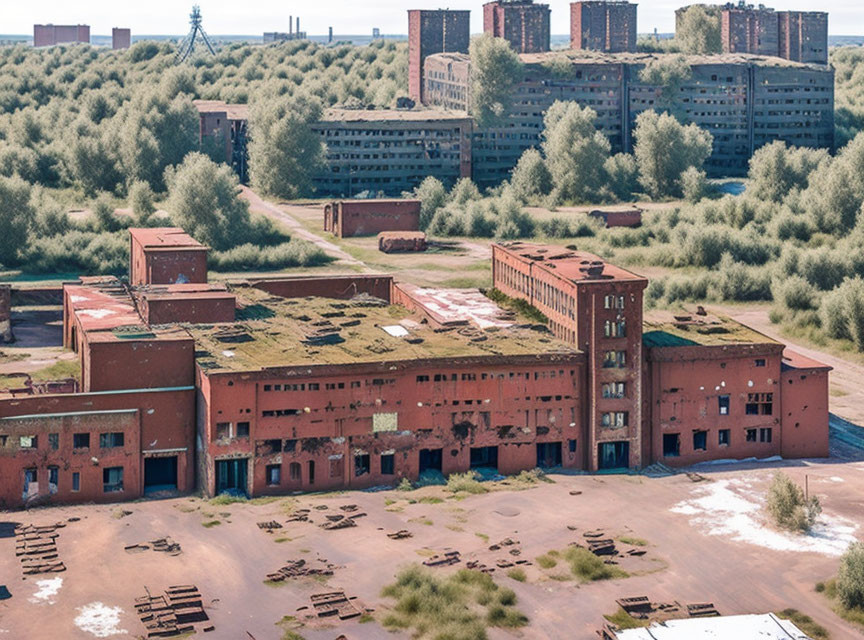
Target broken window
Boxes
[48,466,58,494]
[308,460,315,484]
[99,432,124,448]
[760,428,773,443]
[73,433,89,449]
[604,320,626,338]
[602,382,625,399]
[216,422,231,439]
[601,412,628,428]
[380,453,395,475]
[266,464,281,486]
[289,462,301,482]
[747,393,773,415]
[718,429,731,446]
[236,422,250,438]
[416,375,430,383]
[284,439,297,453]
[0,435,7,447]
[19,435,38,449]
[746,428,757,442]
[479,411,491,428]
[603,350,626,368]
[256,439,282,456]
[103,466,124,493]
[755,358,766,367]
[693,430,708,451]
[718,395,730,416]
[72,472,80,492]
[48,433,59,450]
[569,439,577,453]
[663,433,680,457]
[329,457,343,478]
[354,454,370,477]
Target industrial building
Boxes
[719,4,828,65]
[0,230,829,507]
[264,17,306,42]
[324,199,421,238]
[422,49,834,183]
[570,1,638,53]
[112,28,131,50]
[408,9,471,103]
[483,0,551,53]
[310,109,473,196]
[192,100,249,182]
[33,24,90,47]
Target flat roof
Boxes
[615,612,809,640]
[192,100,249,121]
[129,227,208,251]
[66,282,141,333]
[495,242,647,284]
[320,108,472,123]
[189,286,578,372]
[642,308,778,347]
[782,348,832,372]
[137,283,234,303]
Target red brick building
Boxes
[408,9,471,103]
[112,28,131,50]
[483,0,551,54]
[570,1,637,53]
[33,24,90,47]
[721,5,828,65]
[324,200,421,238]
[129,227,209,286]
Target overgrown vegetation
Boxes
[774,609,829,639]
[445,471,489,495]
[817,548,864,630]
[470,35,524,128]
[766,472,821,533]
[536,547,628,582]
[380,565,528,639]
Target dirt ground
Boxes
[2,455,864,640]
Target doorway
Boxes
[470,446,498,471]
[598,441,630,470]
[215,458,248,496]
[144,456,178,492]
[536,442,562,468]
[419,448,443,473]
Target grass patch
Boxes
[603,608,649,630]
[484,288,548,325]
[536,554,557,569]
[380,565,528,639]
[417,496,444,504]
[509,468,554,485]
[201,520,222,528]
[273,537,292,543]
[397,478,414,491]
[817,579,864,628]
[264,579,288,588]
[475,532,490,543]
[446,472,489,495]
[446,525,465,532]
[775,609,829,639]
[29,358,81,382]
[506,568,527,582]
[409,517,434,526]
[565,547,628,582]
[618,536,648,547]
[358,613,375,623]
[275,615,305,640]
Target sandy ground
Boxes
[1,457,864,639]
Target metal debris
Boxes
[422,550,461,567]
[257,521,283,532]
[687,602,720,617]
[386,530,412,540]
[135,585,211,638]
[15,524,66,575]
[309,591,364,620]
[267,559,335,582]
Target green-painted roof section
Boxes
[642,330,699,348]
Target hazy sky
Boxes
[7,1,864,36]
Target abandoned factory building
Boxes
[0,233,830,507]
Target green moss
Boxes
[603,608,650,630]
[29,358,80,382]
[775,609,829,639]
[201,520,222,528]
[484,288,548,325]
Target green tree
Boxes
[412,176,447,230]
[837,543,864,610]
[675,5,722,54]
[603,153,639,201]
[541,101,611,203]
[633,110,713,199]
[248,93,326,199]
[165,152,251,250]
[91,193,121,232]
[470,34,524,128]
[128,180,157,226]
[509,148,553,204]
[680,166,709,203]
[766,472,821,532]
[638,56,693,117]
[0,175,34,266]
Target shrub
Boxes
[774,275,818,311]
[564,547,627,582]
[766,472,821,532]
[209,240,330,272]
[837,543,864,610]
[413,176,447,230]
[445,472,488,495]
[680,166,709,203]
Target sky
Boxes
[6,0,864,36]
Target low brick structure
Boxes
[589,207,642,228]
[129,227,209,286]
[324,199,422,238]
[378,231,427,253]
[0,284,12,343]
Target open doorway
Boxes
[215,458,248,496]
[470,446,498,471]
[419,448,443,473]
[598,441,630,470]
[144,456,178,493]
[536,442,562,468]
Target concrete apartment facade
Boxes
[323,200,421,238]
[408,9,471,103]
[570,1,637,53]
[311,109,473,197]
[0,232,830,507]
[423,50,834,184]
[112,28,131,50]
[483,0,551,53]
[33,24,90,47]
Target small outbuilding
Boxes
[324,199,421,238]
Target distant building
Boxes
[408,9,471,103]
[192,100,249,182]
[570,1,637,53]
[720,4,828,65]
[33,24,90,47]
[129,227,210,287]
[112,28,131,50]
[324,200,421,238]
[483,0,551,53]
[373,28,381,38]
[264,16,306,43]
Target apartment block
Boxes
[483,0,551,53]
[721,4,828,65]
[570,1,637,53]
[33,24,90,47]
[112,28,131,50]
[311,109,473,197]
[408,9,471,102]
[778,11,828,65]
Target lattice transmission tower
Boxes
[175,5,216,64]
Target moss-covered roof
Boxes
[642,309,777,348]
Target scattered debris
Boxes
[257,521,283,533]
[286,509,311,523]
[687,602,720,617]
[267,559,336,582]
[686,472,709,483]
[309,591,364,620]
[339,504,359,513]
[125,537,182,556]
[320,516,357,530]
[422,550,461,567]
[135,585,211,637]
[569,490,583,496]
[387,530,413,540]
[15,524,66,575]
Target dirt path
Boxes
[713,306,864,426]
[240,186,368,270]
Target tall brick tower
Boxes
[483,0,551,54]
[778,11,828,65]
[570,1,637,53]
[408,9,471,104]
[721,4,778,56]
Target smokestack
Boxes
[329,26,333,43]
[296,17,300,35]
[289,16,293,36]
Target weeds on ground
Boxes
[618,536,648,547]
[201,520,222,528]
[409,517,434,526]
[276,615,306,640]
[446,525,465,532]
[475,532,490,543]
[536,553,558,569]
[566,547,628,582]
[397,478,414,491]
[510,468,554,485]
[506,568,527,582]
[775,609,829,639]
[380,565,528,639]
[603,608,649,630]
[817,579,864,627]
[446,472,489,495]
[417,496,444,504]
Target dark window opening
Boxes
[568,439,577,453]
[760,428,773,443]
[746,428,757,442]
[48,433,59,450]
[381,453,395,475]
[693,430,708,451]
[470,446,498,471]
[289,462,301,482]
[355,454,370,477]
[100,432,124,448]
[419,448,443,473]
[144,456,177,491]
[283,439,297,453]
[103,466,124,493]
[598,441,630,470]
[216,458,248,496]
[72,472,80,492]
[266,464,281,486]
[73,433,90,449]
[663,433,680,457]
[536,442,562,468]
[216,422,231,439]
[308,460,315,484]
[718,429,731,446]
[718,395,730,416]
[236,422,250,437]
